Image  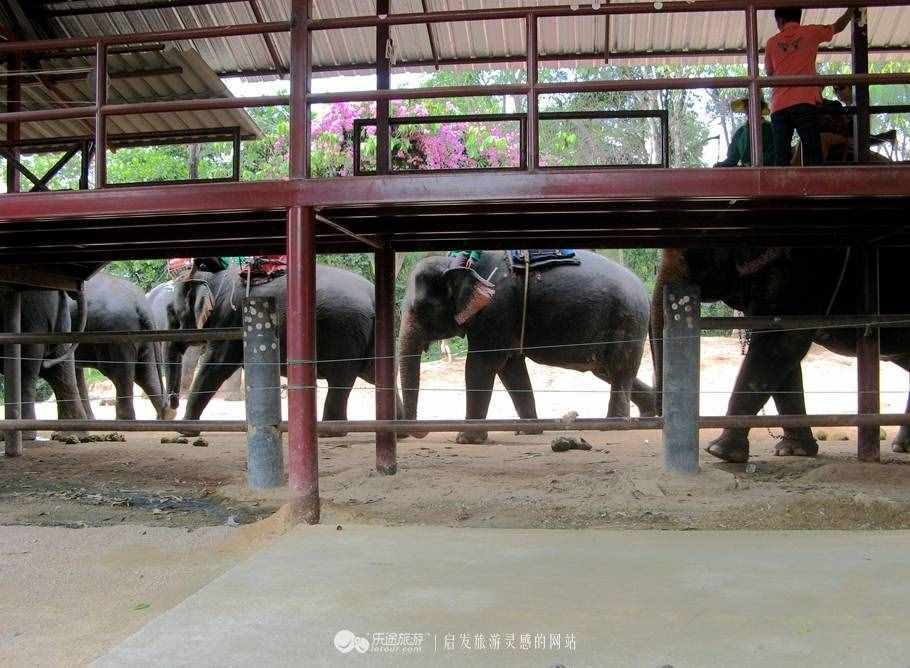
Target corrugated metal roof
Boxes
[2,48,261,145]
[1,0,907,105]
[31,0,910,80]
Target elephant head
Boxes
[164,272,218,410]
[398,256,496,436]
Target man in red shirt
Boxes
[765,7,855,165]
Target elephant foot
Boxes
[396,432,411,440]
[516,429,543,436]
[322,432,348,439]
[891,426,910,453]
[160,407,177,421]
[705,432,750,463]
[774,436,819,458]
[456,431,488,444]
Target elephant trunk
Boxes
[164,342,186,411]
[650,249,689,415]
[398,310,428,438]
[44,290,86,369]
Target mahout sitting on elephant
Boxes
[650,247,910,463]
[69,272,175,421]
[399,250,656,443]
[162,259,403,434]
[1,287,90,442]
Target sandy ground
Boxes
[3,337,910,665]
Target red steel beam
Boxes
[248,0,285,75]
[420,0,441,70]
[94,42,107,189]
[2,168,910,222]
[746,4,763,166]
[374,240,398,474]
[376,0,391,175]
[5,54,21,194]
[286,205,319,524]
[289,0,309,178]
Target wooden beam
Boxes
[0,265,83,291]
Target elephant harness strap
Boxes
[508,250,579,355]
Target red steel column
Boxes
[290,0,311,178]
[6,54,21,193]
[376,0,391,174]
[374,241,397,474]
[94,41,108,188]
[526,12,539,171]
[856,245,880,462]
[287,205,319,523]
[851,11,871,162]
[745,4,764,166]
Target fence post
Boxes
[856,245,880,462]
[662,282,700,474]
[243,296,283,488]
[3,290,22,457]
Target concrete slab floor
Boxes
[95,526,910,668]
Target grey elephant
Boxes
[1,287,89,442]
[70,272,175,421]
[398,250,656,443]
[163,263,403,433]
[147,280,243,403]
[650,247,910,463]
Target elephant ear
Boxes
[193,284,215,329]
[444,267,495,326]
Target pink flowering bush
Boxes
[309,100,519,177]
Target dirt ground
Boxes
[3,338,910,665]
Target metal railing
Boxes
[1,0,909,192]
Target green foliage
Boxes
[106,260,169,293]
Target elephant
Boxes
[70,272,175,421]
[163,263,403,433]
[398,250,657,444]
[1,287,89,442]
[650,247,910,463]
[148,281,206,403]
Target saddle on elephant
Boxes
[167,257,228,281]
[238,255,288,287]
[444,249,579,327]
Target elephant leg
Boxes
[891,358,910,453]
[770,363,818,458]
[14,355,41,441]
[322,369,356,438]
[593,369,632,419]
[75,367,95,420]
[136,343,174,420]
[458,352,497,444]
[181,343,242,435]
[497,355,540,434]
[631,378,658,417]
[108,365,137,421]
[40,356,90,441]
[706,330,815,464]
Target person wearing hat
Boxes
[714,98,775,167]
